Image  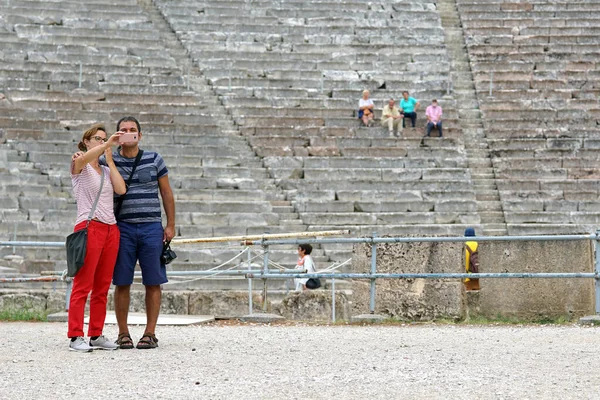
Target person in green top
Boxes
[400,91,420,128]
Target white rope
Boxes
[132,252,264,286]
[160,263,248,286]
[250,249,288,271]
[130,249,350,286]
[198,247,253,272]
[318,258,352,273]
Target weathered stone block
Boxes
[47,291,66,313]
[277,290,349,321]
[351,238,465,320]
[108,291,189,315]
[188,291,268,318]
[472,240,594,319]
[0,293,46,313]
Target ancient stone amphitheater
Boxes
[1,0,599,293]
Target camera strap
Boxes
[114,149,143,219]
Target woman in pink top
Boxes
[67,124,126,352]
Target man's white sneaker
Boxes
[89,335,119,350]
[69,337,93,352]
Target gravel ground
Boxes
[1,321,599,399]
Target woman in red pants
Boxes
[68,124,126,352]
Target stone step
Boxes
[479,211,506,223]
[467,149,490,158]
[475,191,500,201]
[482,227,508,237]
[468,158,492,168]
[473,183,497,191]
[477,201,503,212]
[471,172,495,181]
[272,205,296,214]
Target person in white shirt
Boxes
[358,89,375,127]
[295,244,316,291]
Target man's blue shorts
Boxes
[113,221,168,286]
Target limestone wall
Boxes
[351,239,466,320]
[351,238,595,320]
[473,240,594,319]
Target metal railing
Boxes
[244,231,600,319]
[0,230,349,315]
[2,230,599,322]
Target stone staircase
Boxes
[0,0,324,284]
[456,0,600,235]
[7,0,600,289]
[138,0,308,233]
[155,0,482,259]
[438,0,507,236]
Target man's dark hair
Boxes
[402,91,409,95]
[432,99,438,103]
[298,244,313,255]
[117,116,141,133]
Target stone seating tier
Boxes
[199,59,448,75]
[0,1,270,278]
[188,45,448,61]
[307,224,483,237]
[0,0,474,275]
[202,64,446,85]
[0,61,188,79]
[458,0,600,232]
[279,179,473,192]
[502,199,600,213]
[507,224,595,236]
[297,211,479,226]
[208,77,448,92]
[287,189,474,202]
[160,1,438,13]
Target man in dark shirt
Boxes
[100,116,175,350]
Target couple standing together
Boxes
[68,116,175,352]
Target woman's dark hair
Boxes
[298,244,313,255]
[116,116,141,133]
[78,123,106,152]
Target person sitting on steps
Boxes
[400,90,420,128]
[358,89,375,127]
[381,98,403,137]
[294,244,316,291]
[425,99,443,137]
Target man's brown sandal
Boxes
[136,333,158,349]
[116,333,134,350]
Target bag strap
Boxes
[465,244,475,256]
[85,167,105,228]
[114,149,144,219]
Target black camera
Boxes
[161,241,177,265]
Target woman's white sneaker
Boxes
[69,337,93,352]
[89,335,119,350]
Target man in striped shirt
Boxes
[100,116,176,350]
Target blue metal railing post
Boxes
[331,278,336,323]
[370,232,377,314]
[594,230,600,314]
[262,238,269,312]
[247,247,253,315]
[65,280,72,311]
